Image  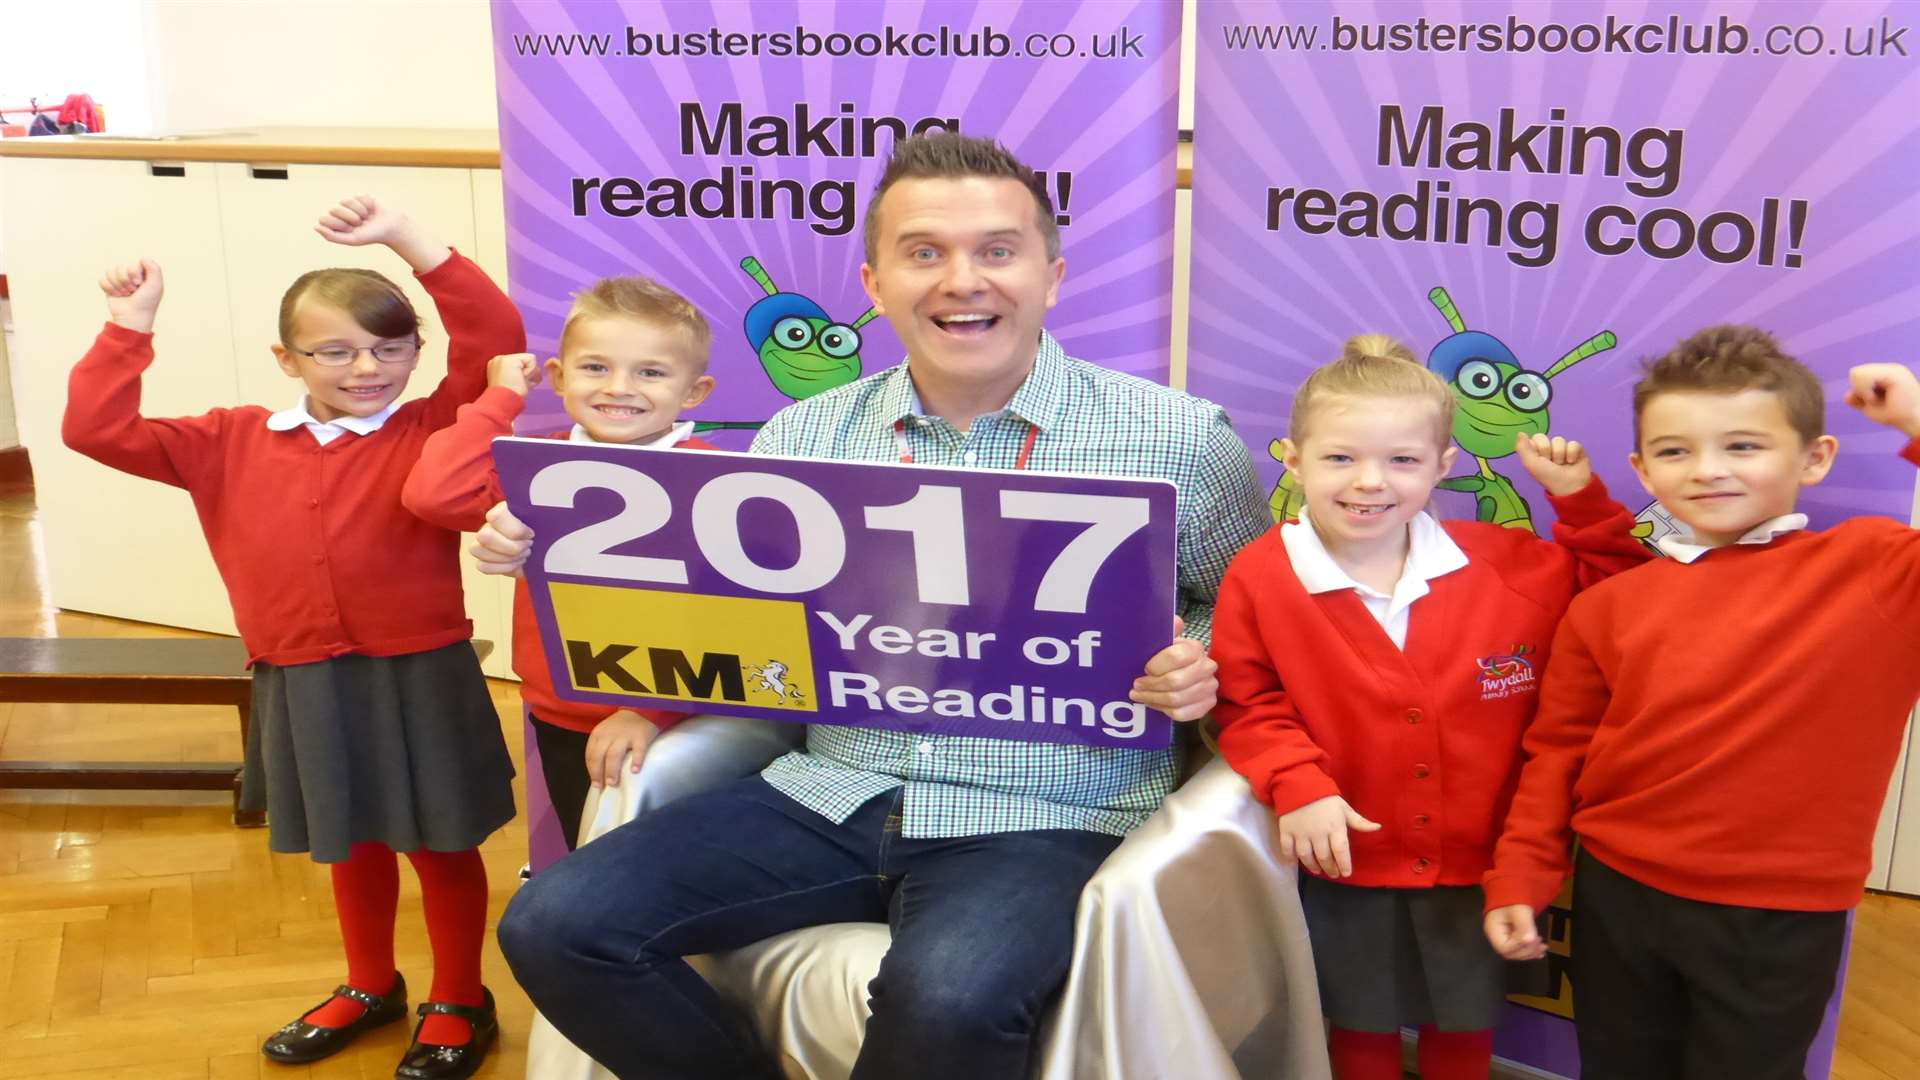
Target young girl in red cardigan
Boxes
[64,197,523,1080]
[1210,337,1649,1080]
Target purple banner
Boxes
[1191,2,1916,1075]
[490,0,1182,445]
[494,438,1179,750]
[1191,0,1918,538]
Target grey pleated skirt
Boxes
[1300,874,1548,1033]
[240,642,517,863]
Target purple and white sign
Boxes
[494,437,1179,750]
[1191,3,1916,1075]
[491,0,1183,443]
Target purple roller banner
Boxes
[490,0,1183,443]
[1191,2,1917,1076]
[493,437,1179,750]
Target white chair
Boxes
[524,720,1330,1080]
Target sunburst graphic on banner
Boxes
[492,0,1184,443]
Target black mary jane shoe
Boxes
[394,987,499,1080]
[262,973,408,1064]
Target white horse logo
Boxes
[748,659,805,704]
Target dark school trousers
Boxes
[529,712,592,851]
[1571,847,1847,1080]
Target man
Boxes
[486,132,1269,1079]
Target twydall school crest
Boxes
[1476,645,1538,700]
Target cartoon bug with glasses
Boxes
[1425,286,1617,533]
[1265,288,1617,534]
[696,256,879,435]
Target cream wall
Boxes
[143,0,498,132]
[0,0,501,451]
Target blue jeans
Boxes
[498,776,1123,1080]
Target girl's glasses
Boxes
[289,341,421,366]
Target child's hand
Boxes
[1514,433,1592,496]
[1485,904,1549,961]
[487,353,542,396]
[1274,795,1380,878]
[584,709,661,788]
[1844,363,1920,439]
[470,500,535,578]
[316,195,412,247]
[316,195,450,274]
[99,259,164,334]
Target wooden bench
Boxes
[0,637,491,828]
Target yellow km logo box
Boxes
[548,582,817,712]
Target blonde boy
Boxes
[404,276,714,847]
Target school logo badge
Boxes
[546,583,817,713]
[1475,644,1538,701]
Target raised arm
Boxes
[1847,363,1920,632]
[1515,432,1652,587]
[403,354,542,531]
[315,195,525,424]
[63,260,226,487]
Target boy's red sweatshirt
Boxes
[403,384,708,732]
[1485,439,1920,914]
[63,252,524,666]
[1212,478,1650,888]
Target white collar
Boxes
[1282,508,1469,610]
[1655,513,1808,564]
[567,420,694,448]
[265,396,399,436]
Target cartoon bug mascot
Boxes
[696,257,879,435]
[1425,286,1616,533]
[1266,288,1617,535]
[741,255,877,399]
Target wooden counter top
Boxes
[0,126,500,169]
[0,126,1188,183]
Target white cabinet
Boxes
[5,157,239,633]
[3,156,516,677]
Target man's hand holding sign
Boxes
[485,440,1187,748]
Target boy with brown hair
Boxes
[1482,324,1920,1078]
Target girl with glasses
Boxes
[66,195,523,1080]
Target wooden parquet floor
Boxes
[0,483,529,1079]
[3,478,1918,1079]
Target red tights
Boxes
[1329,1025,1495,1080]
[302,842,489,1046]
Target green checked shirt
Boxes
[751,332,1269,837]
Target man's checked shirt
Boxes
[753,332,1269,837]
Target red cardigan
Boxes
[1486,439,1920,914]
[63,253,524,667]
[403,384,707,733]
[1212,478,1650,888]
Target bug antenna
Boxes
[1546,330,1618,378]
[741,256,778,297]
[1429,287,1467,334]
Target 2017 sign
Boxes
[494,438,1180,749]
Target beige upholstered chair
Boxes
[524,717,1331,1080]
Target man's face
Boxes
[860,176,1065,394]
[1630,388,1837,547]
